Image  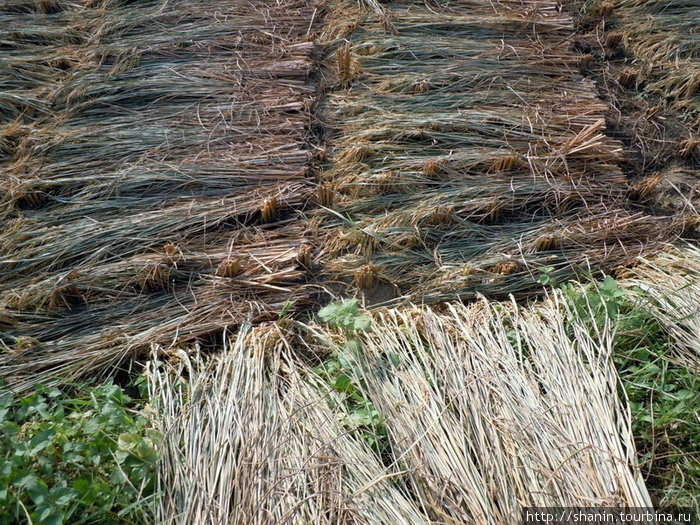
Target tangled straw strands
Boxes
[319,207,687,304]
[604,0,700,120]
[0,227,319,393]
[305,297,652,519]
[314,0,687,304]
[620,244,700,372]
[0,0,319,391]
[147,323,428,525]
[148,295,653,523]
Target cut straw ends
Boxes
[598,1,615,17]
[490,154,520,173]
[579,54,594,69]
[605,32,623,50]
[317,184,336,207]
[618,69,639,89]
[162,242,179,258]
[629,173,664,201]
[139,263,172,292]
[533,234,559,252]
[337,41,362,87]
[260,196,279,223]
[679,137,698,158]
[216,259,242,278]
[354,263,379,289]
[426,205,456,225]
[38,0,63,14]
[413,81,430,93]
[423,159,443,176]
[295,244,313,269]
[492,260,519,275]
[676,214,700,236]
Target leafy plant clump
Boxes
[318,299,372,339]
[316,300,389,458]
[560,274,627,326]
[0,379,158,525]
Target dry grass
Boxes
[609,0,700,122]
[148,323,429,525]
[148,293,654,523]
[314,0,686,304]
[2,0,694,391]
[307,298,653,519]
[0,0,319,391]
[574,0,699,180]
[0,1,694,521]
[621,244,700,371]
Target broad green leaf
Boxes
[349,409,374,427]
[346,339,362,353]
[51,486,78,506]
[0,392,13,411]
[29,430,56,455]
[47,388,63,399]
[334,374,353,393]
[353,315,372,332]
[41,510,64,525]
[338,352,354,369]
[319,300,359,325]
[676,389,696,400]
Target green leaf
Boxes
[29,429,56,455]
[602,275,617,291]
[318,303,339,322]
[47,388,63,399]
[0,460,16,477]
[317,359,339,377]
[676,389,696,401]
[334,374,354,393]
[604,299,618,319]
[50,486,78,506]
[63,452,84,465]
[353,315,372,332]
[319,300,359,326]
[40,511,64,525]
[279,299,295,320]
[83,418,100,435]
[349,408,374,427]
[16,474,48,505]
[118,432,141,452]
[0,392,13,425]
[345,339,362,353]
[72,478,98,506]
[337,353,354,370]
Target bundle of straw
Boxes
[148,294,653,523]
[0,0,319,390]
[622,243,700,371]
[609,0,700,123]
[315,0,684,305]
[306,297,652,521]
[148,323,430,525]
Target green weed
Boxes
[0,379,158,525]
[316,300,389,458]
[318,299,372,339]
